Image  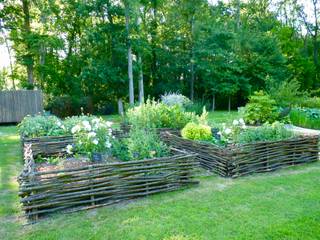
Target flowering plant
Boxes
[213,118,247,145]
[66,117,113,159]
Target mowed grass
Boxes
[1,112,320,240]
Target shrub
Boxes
[46,95,93,118]
[68,117,113,158]
[18,115,66,138]
[290,108,320,130]
[127,128,169,160]
[268,79,306,107]
[235,122,294,144]
[112,127,170,161]
[297,97,320,109]
[127,99,198,129]
[243,91,279,125]
[160,92,191,108]
[63,115,96,134]
[181,122,212,141]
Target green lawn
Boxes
[1,112,320,240]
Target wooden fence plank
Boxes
[0,90,43,123]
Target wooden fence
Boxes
[161,132,319,178]
[18,144,198,221]
[0,90,43,123]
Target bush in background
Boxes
[242,91,279,125]
[127,99,198,129]
[290,108,320,130]
[46,95,93,118]
[161,92,191,108]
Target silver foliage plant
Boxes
[160,92,191,108]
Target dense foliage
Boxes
[126,100,198,129]
[1,0,319,112]
[290,108,320,130]
[181,117,294,146]
[68,118,113,158]
[18,115,66,138]
[111,127,169,161]
[181,122,212,141]
[242,91,279,125]
[235,122,294,144]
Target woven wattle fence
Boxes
[18,144,198,221]
[161,132,319,178]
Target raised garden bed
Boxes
[18,143,198,221]
[161,132,319,178]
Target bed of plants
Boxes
[160,110,319,177]
[126,98,206,129]
[289,108,320,130]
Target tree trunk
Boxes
[212,94,215,112]
[138,55,144,104]
[0,25,15,89]
[118,98,124,116]
[125,1,134,105]
[22,0,34,86]
[228,96,231,112]
[190,15,195,101]
[151,0,158,86]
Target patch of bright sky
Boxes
[0,0,316,69]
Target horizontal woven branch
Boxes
[161,132,319,178]
[18,144,198,221]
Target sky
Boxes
[0,0,316,69]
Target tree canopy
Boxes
[0,0,319,112]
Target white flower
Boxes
[82,121,91,131]
[106,121,113,127]
[92,139,99,145]
[66,144,73,154]
[71,124,81,134]
[88,131,96,138]
[232,120,239,126]
[105,141,111,148]
[92,118,100,124]
[224,128,232,135]
[239,118,245,125]
[61,125,66,130]
[57,121,62,127]
[217,131,222,135]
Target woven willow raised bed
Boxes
[18,144,198,221]
[161,132,319,178]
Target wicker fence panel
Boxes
[161,132,319,178]
[230,136,319,177]
[18,145,198,220]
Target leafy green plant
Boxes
[268,79,306,107]
[235,122,294,144]
[127,128,170,160]
[181,122,212,141]
[126,99,199,129]
[18,115,66,138]
[63,115,96,134]
[243,91,279,125]
[297,97,320,109]
[290,108,320,130]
